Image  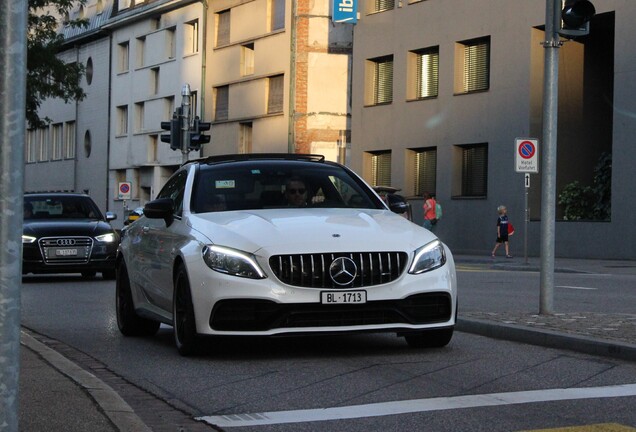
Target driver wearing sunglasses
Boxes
[284,176,308,207]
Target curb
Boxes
[457,317,636,362]
[20,331,152,432]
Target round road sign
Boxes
[518,140,536,159]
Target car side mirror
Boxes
[144,198,174,226]
[105,212,117,221]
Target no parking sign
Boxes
[515,138,539,173]
[118,182,132,200]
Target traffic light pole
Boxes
[181,84,192,164]
[539,0,562,315]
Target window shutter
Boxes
[374,57,393,104]
[215,86,229,120]
[464,39,489,92]
[414,148,437,196]
[417,50,439,98]
[217,11,230,46]
[374,0,394,12]
[372,152,392,186]
[461,144,488,196]
[267,75,284,113]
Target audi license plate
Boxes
[321,290,367,304]
[55,248,78,256]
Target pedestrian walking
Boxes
[422,192,437,231]
[491,205,513,258]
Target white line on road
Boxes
[557,285,598,290]
[197,383,636,428]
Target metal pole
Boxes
[0,0,28,430]
[539,0,561,314]
[524,175,529,265]
[181,84,191,164]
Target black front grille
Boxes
[39,237,93,264]
[269,251,409,288]
[210,293,453,331]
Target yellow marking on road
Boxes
[519,423,636,432]
[456,264,505,273]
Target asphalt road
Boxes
[19,268,636,432]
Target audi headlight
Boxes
[409,240,446,274]
[202,245,266,279]
[95,233,117,243]
[22,235,37,244]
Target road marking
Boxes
[557,285,598,290]
[521,423,636,431]
[197,383,636,428]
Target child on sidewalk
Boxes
[491,205,512,258]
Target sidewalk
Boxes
[17,254,636,431]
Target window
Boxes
[26,129,37,163]
[241,43,255,76]
[165,27,176,59]
[85,57,93,85]
[96,0,104,14]
[151,67,159,95]
[367,56,393,105]
[64,121,75,159]
[267,75,284,114]
[270,0,285,31]
[135,102,145,133]
[456,36,490,94]
[189,91,198,120]
[185,20,199,54]
[217,10,230,46]
[164,96,175,119]
[38,127,48,161]
[370,151,391,187]
[117,105,129,135]
[157,170,188,216]
[215,86,229,121]
[118,41,129,73]
[51,123,63,160]
[457,143,488,197]
[371,0,394,13]
[239,122,253,154]
[136,36,145,68]
[148,135,158,163]
[409,47,439,100]
[412,147,437,196]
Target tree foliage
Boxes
[558,152,612,221]
[27,0,88,128]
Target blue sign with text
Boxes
[333,0,357,23]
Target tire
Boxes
[173,265,199,356]
[405,327,454,348]
[81,271,97,279]
[116,261,160,337]
[102,270,116,280]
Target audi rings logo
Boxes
[329,257,358,286]
[56,239,76,246]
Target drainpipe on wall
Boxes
[287,0,297,154]
[200,0,207,133]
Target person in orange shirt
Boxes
[422,192,437,231]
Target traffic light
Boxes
[559,0,595,38]
[189,117,211,151]
[161,107,183,151]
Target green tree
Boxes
[27,0,88,128]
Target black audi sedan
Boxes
[22,193,119,279]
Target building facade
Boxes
[350,0,635,259]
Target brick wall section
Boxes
[293,0,344,154]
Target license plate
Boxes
[321,290,367,304]
[56,248,78,256]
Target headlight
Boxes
[22,235,37,244]
[202,245,266,279]
[95,233,117,243]
[408,240,446,274]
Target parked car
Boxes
[123,207,144,225]
[116,154,457,355]
[22,193,119,279]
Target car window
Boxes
[24,196,103,220]
[156,170,187,216]
[190,161,381,213]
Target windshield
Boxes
[24,196,104,220]
[190,160,383,213]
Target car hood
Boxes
[23,220,115,237]
[188,208,436,255]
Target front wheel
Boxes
[404,327,454,348]
[116,261,160,337]
[173,265,199,356]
